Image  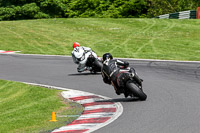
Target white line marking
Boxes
[74,99,103,104]
[84,104,116,110]
[52,123,96,132]
[77,113,115,120]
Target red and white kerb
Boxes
[52,90,123,133]
[0,50,20,54]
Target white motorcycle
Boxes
[73,47,103,73]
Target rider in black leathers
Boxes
[101,53,143,97]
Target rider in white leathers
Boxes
[71,42,98,72]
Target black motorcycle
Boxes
[112,68,147,101]
[85,54,103,73]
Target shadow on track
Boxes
[68,73,101,76]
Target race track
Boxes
[0,54,200,133]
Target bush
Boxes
[40,0,68,17]
[1,0,199,20]
[0,6,18,20]
[0,3,41,20]
[0,0,149,20]
[21,3,40,18]
[147,0,200,17]
[34,12,50,19]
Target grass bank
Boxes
[0,80,83,132]
[0,18,200,61]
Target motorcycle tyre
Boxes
[126,81,147,101]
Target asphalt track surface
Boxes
[0,54,200,133]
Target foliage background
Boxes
[147,0,200,17]
[0,0,200,20]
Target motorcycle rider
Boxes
[71,42,98,72]
[101,53,143,97]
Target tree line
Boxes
[0,0,199,20]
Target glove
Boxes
[86,67,92,71]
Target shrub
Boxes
[1,0,199,20]
[147,0,200,17]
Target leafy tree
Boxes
[147,0,200,17]
[40,0,67,17]
[0,0,199,20]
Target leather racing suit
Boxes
[102,59,142,95]
[72,46,98,72]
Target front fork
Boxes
[129,69,143,90]
[132,75,143,91]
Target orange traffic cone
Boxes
[50,112,57,122]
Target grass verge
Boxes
[0,18,200,61]
[0,80,83,133]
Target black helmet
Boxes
[103,53,113,61]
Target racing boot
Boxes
[124,92,129,98]
[115,90,121,95]
[134,74,143,87]
[112,82,121,95]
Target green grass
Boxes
[0,80,83,133]
[0,18,200,61]
[1,18,199,132]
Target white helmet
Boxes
[73,47,85,61]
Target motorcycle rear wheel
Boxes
[126,81,147,101]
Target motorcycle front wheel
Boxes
[126,81,147,101]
